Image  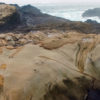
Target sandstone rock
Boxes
[1,39,7,46]
[18,38,27,45]
[6,46,15,50]
[0,4,16,23]
[0,75,4,93]
[0,47,3,54]
[0,34,6,39]
[5,35,13,41]
[40,32,84,49]
[0,32,99,100]
[0,39,7,46]
[7,40,15,46]
[15,34,24,39]
[12,36,19,41]
[0,64,7,70]
[28,31,47,44]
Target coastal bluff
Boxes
[82,8,100,18]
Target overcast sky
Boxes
[1,0,100,5]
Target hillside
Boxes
[82,8,100,18]
[0,3,100,34]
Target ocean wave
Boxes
[38,5,100,23]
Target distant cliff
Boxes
[0,3,100,34]
[0,4,20,30]
[0,3,69,32]
[82,8,100,18]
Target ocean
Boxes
[35,3,100,23]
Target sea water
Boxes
[35,3,100,23]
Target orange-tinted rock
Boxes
[0,75,4,85]
[6,46,15,50]
[0,47,3,54]
[0,32,100,100]
[19,39,27,45]
[0,75,4,93]
[0,64,7,70]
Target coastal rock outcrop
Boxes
[0,4,20,31]
[0,3,100,100]
[82,8,100,18]
[0,31,100,100]
[0,3,100,34]
[19,5,68,26]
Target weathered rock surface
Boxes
[0,3,100,100]
[0,4,20,31]
[19,5,68,27]
[0,31,100,100]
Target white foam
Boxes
[37,5,100,23]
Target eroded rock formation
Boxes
[0,4,20,31]
[0,3,100,100]
[82,8,100,18]
[0,31,100,100]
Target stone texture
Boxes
[0,31,99,100]
[0,4,20,30]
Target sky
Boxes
[1,0,100,5]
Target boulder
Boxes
[0,39,7,46]
[0,4,20,31]
[5,35,13,41]
[0,34,6,39]
[20,5,42,15]
[0,32,99,100]
[85,19,99,24]
[18,38,27,45]
[7,40,15,46]
[6,45,15,50]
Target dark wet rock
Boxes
[0,4,69,32]
[85,19,99,24]
[0,2,5,5]
[82,8,100,18]
[18,5,68,27]
[86,89,100,100]
[31,22,96,34]
[20,5,42,15]
[0,3,100,34]
[0,4,20,31]
[10,4,20,10]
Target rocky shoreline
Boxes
[0,3,100,34]
[0,3,100,100]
